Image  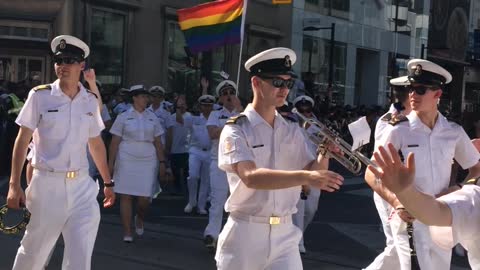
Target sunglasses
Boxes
[408,85,438,95]
[220,89,236,96]
[54,57,81,65]
[260,76,295,89]
[297,106,313,114]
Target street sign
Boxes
[272,0,292,4]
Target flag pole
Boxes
[236,0,248,88]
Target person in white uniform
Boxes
[364,59,480,270]
[203,80,243,249]
[367,144,480,269]
[178,95,215,215]
[108,84,166,242]
[6,34,115,270]
[365,76,412,270]
[291,95,321,254]
[215,47,344,270]
[148,85,172,145]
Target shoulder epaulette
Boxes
[33,84,52,92]
[283,114,298,123]
[226,114,247,125]
[381,112,393,122]
[463,177,480,186]
[87,90,98,99]
[388,114,408,126]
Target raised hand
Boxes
[83,68,96,86]
[367,143,415,194]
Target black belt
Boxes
[407,222,421,270]
[0,204,30,235]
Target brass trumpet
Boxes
[292,108,376,175]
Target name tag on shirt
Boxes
[252,144,264,148]
[407,144,419,148]
[47,109,58,112]
[219,115,229,119]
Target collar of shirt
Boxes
[50,79,89,100]
[242,104,288,128]
[407,111,450,132]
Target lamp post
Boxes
[303,22,335,107]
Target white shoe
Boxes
[123,236,133,243]
[184,203,194,213]
[134,215,144,236]
[197,208,208,215]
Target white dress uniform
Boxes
[375,111,480,270]
[148,103,172,145]
[113,101,131,116]
[110,107,164,197]
[204,106,239,239]
[14,79,104,270]
[429,184,480,269]
[216,104,315,270]
[183,113,211,212]
[87,103,111,178]
[366,103,404,270]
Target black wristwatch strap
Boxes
[104,180,115,187]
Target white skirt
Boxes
[113,141,159,197]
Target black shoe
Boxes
[204,235,216,250]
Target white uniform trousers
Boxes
[187,148,210,210]
[204,160,229,238]
[364,193,400,269]
[292,188,320,250]
[13,169,100,270]
[389,215,451,270]
[216,215,303,270]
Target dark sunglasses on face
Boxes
[297,106,313,114]
[408,85,438,95]
[260,76,295,89]
[220,89,236,96]
[54,57,81,65]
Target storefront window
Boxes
[89,8,126,92]
[167,20,225,106]
[301,35,346,105]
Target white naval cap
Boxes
[215,80,238,96]
[293,95,314,107]
[129,84,149,95]
[407,59,452,85]
[390,75,410,86]
[245,47,297,77]
[198,94,216,104]
[51,35,90,59]
[149,85,166,95]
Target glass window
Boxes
[89,8,126,92]
[304,0,349,20]
[301,35,347,105]
[167,20,225,107]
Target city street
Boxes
[0,172,471,270]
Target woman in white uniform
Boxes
[109,84,166,242]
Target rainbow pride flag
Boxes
[177,0,244,54]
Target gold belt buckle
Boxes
[269,216,281,225]
[66,171,77,179]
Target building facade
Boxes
[0,0,293,102]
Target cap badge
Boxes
[284,55,292,68]
[59,39,67,50]
[414,64,422,76]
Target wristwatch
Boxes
[104,180,115,187]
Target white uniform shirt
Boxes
[16,80,104,171]
[207,107,239,160]
[110,107,164,142]
[148,104,172,126]
[376,111,480,196]
[168,112,191,154]
[183,114,211,151]
[101,104,111,122]
[218,104,315,217]
[374,104,396,141]
[430,185,480,269]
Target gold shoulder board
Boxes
[381,112,392,122]
[388,114,408,126]
[226,114,246,125]
[33,84,52,92]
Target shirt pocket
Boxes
[402,146,427,177]
[251,143,269,168]
[79,114,92,139]
[39,109,68,139]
